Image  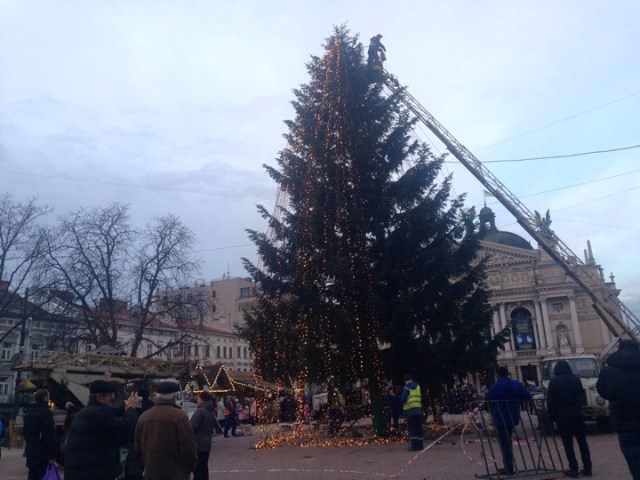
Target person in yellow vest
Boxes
[401,374,424,451]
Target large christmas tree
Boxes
[243,27,505,425]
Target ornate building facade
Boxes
[479,206,618,384]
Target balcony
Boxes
[515,350,537,358]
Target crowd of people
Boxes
[15,339,640,480]
[21,381,222,480]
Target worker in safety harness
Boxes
[367,34,386,72]
[401,374,424,451]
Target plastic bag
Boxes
[42,463,61,480]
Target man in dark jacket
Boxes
[23,389,57,480]
[64,380,139,480]
[485,367,531,475]
[190,391,216,480]
[547,360,592,477]
[597,339,640,480]
[137,387,155,414]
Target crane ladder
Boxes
[383,73,639,352]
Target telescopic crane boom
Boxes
[383,74,639,354]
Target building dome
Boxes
[479,205,493,216]
[478,205,533,250]
[483,230,533,250]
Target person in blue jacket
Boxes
[485,367,531,475]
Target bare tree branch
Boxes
[0,194,51,315]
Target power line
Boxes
[496,184,640,230]
[552,217,640,232]
[443,143,640,165]
[520,168,640,198]
[484,144,640,163]
[0,169,275,202]
[195,243,253,253]
[476,89,640,151]
[552,185,640,213]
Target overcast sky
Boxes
[1,1,639,311]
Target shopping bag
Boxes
[42,463,61,480]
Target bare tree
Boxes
[39,203,199,354]
[0,194,50,316]
[129,214,198,356]
[41,203,133,347]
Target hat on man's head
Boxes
[90,380,117,394]
[156,381,180,394]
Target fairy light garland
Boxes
[246,31,423,447]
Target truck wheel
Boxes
[596,417,613,433]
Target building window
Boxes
[146,343,153,357]
[240,287,255,297]
[244,347,247,359]
[223,346,226,359]
[205,345,210,358]
[31,344,40,360]
[237,346,241,358]
[511,307,536,351]
[216,346,220,358]
[2,342,13,360]
[0,380,8,397]
[552,302,564,312]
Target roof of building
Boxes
[483,230,533,250]
[478,205,533,250]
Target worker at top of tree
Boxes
[368,34,386,71]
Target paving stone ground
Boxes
[0,419,631,479]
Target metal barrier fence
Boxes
[470,400,566,479]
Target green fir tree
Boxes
[243,26,506,427]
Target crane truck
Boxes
[265,64,640,428]
[380,72,639,430]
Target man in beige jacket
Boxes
[134,381,197,480]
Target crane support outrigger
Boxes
[383,73,640,354]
